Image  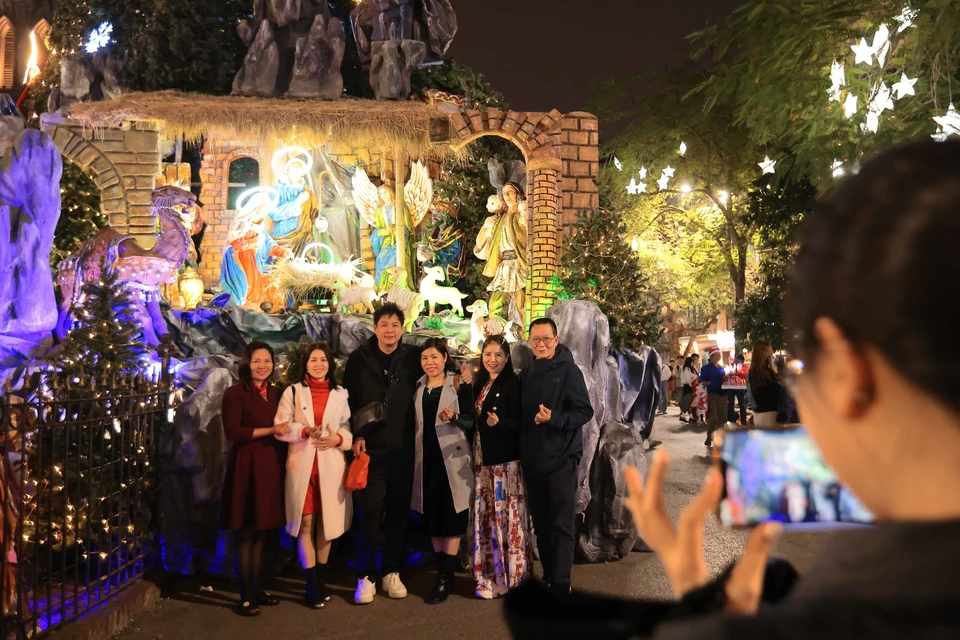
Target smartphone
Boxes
[719,427,874,528]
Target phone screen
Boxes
[719,427,874,528]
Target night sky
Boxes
[448,0,743,118]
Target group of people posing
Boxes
[218,303,594,615]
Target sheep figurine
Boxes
[419,265,468,316]
[466,299,517,351]
[384,284,424,330]
[332,273,377,315]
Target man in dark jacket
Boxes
[520,317,594,596]
[343,303,421,604]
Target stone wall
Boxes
[42,118,162,248]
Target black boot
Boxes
[304,566,326,609]
[429,553,452,605]
[314,564,333,605]
[238,582,261,617]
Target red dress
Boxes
[302,377,331,516]
[220,381,287,531]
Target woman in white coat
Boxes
[274,342,352,609]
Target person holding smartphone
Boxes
[274,342,353,609]
[506,140,960,639]
[470,335,531,599]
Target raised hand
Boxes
[460,363,474,385]
[486,412,499,427]
[534,404,552,425]
[438,407,456,423]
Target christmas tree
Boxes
[558,210,662,351]
[50,159,105,269]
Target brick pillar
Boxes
[198,140,229,289]
[529,167,561,321]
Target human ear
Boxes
[812,318,875,419]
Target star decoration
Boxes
[862,111,880,134]
[626,178,640,194]
[758,156,776,175]
[872,23,890,67]
[851,38,874,66]
[891,73,917,100]
[932,103,960,142]
[831,160,845,178]
[662,165,676,178]
[869,82,894,114]
[828,59,845,102]
[657,172,671,191]
[614,157,623,171]
[679,141,687,156]
[843,93,859,118]
[637,181,647,193]
[895,5,918,33]
[639,166,648,180]
[85,22,113,54]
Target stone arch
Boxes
[448,108,565,320]
[45,123,128,226]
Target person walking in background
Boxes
[658,359,672,415]
[274,342,353,609]
[220,341,288,617]
[520,318,594,597]
[747,339,782,427]
[342,303,421,604]
[667,358,677,405]
[678,356,698,423]
[700,346,728,447]
[412,338,475,604]
[471,335,531,600]
[726,353,749,425]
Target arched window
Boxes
[227,157,260,210]
[34,19,50,52]
[0,17,14,90]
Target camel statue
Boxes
[56,185,200,345]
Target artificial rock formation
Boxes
[286,14,347,100]
[48,53,129,114]
[233,20,282,97]
[370,39,426,100]
[0,130,62,360]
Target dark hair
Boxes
[692,353,700,360]
[748,339,776,389]
[474,335,518,388]
[420,337,455,373]
[301,342,340,389]
[374,302,405,328]
[786,140,960,412]
[238,340,276,383]
[529,317,558,336]
[682,356,695,372]
[735,354,745,364]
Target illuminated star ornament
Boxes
[828,59,845,102]
[932,104,960,142]
[626,178,639,195]
[871,23,890,67]
[614,157,623,171]
[843,93,859,118]
[85,22,114,54]
[758,156,776,175]
[679,141,687,156]
[639,166,648,180]
[895,5,919,33]
[662,165,676,178]
[851,38,874,66]
[892,73,917,100]
[656,168,672,191]
[831,160,845,178]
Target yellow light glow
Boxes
[23,31,41,85]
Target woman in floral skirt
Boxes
[470,335,531,599]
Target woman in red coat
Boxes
[221,341,289,617]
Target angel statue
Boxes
[417,199,464,285]
[475,159,528,326]
[264,147,321,257]
[352,160,433,288]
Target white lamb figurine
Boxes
[332,274,377,315]
[419,265,468,316]
[385,285,424,330]
[465,300,489,352]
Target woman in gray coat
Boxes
[412,338,475,604]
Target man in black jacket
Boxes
[520,317,594,596]
[343,303,421,605]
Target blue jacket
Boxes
[699,362,726,396]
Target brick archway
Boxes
[449,108,574,320]
[45,124,128,224]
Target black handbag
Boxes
[352,375,398,434]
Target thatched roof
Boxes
[69,91,453,156]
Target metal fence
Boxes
[0,363,169,638]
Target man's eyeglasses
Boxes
[529,336,557,346]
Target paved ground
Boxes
[116,407,830,639]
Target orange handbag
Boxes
[346,450,370,491]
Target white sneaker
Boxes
[354,577,376,604]
[382,572,408,599]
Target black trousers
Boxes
[352,452,413,579]
[525,456,578,587]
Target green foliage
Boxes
[734,174,818,349]
[281,335,314,386]
[51,159,105,269]
[56,262,146,379]
[412,59,507,110]
[559,210,661,350]
[689,0,960,186]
